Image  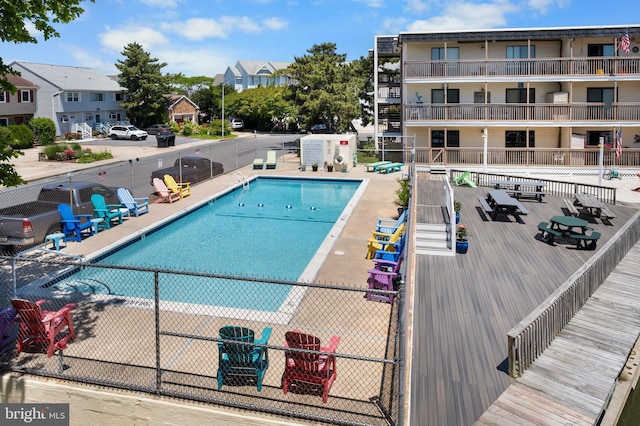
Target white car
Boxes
[108,125,148,140]
[230,118,244,130]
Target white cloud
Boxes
[404,0,430,14]
[24,21,40,38]
[99,27,169,53]
[137,0,180,7]
[405,1,518,32]
[157,46,233,76]
[166,16,286,41]
[353,0,385,6]
[263,17,288,31]
[527,0,571,13]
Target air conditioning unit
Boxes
[630,43,640,55]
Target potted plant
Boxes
[326,163,334,172]
[312,163,319,171]
[300,164,306,171]
[454,200,462,224]
[394,177,410,215]
[456,224,469,254]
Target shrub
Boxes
[42,144,66,160]
[64,132,81,140]
[28,117,56,145]
[8,124,34,149]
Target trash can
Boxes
[155,128,175,148]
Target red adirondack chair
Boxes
[11,299,76,358]
[283,330,340,403]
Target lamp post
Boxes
[221,82,225,139]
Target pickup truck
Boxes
[150,156,224,185]
[0,182,119,250]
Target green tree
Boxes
[0,128,25,186]
[0,1,92,93]
[280,42,363,133]
[116,42,168,128]
[166,73,213,98]
[229,86,296,132]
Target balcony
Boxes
[404,103,640,123]
[404,57,640,79]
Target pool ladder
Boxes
[234,172,249,189]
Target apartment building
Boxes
[373,25,640,167]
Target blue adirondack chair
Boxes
[217,326,271,391]
[90,194,123,229]
[57,204,94,242]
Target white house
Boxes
[222,60,292,92]
[10,61,127,137]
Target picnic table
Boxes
[489,180,548,202]
[483,189,529,221]
[549,215,590,236]
[573,193,617,219]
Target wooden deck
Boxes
[409,172,640,426]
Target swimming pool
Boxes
[49,177,364,317]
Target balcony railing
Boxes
[404,103,640,122]
[404,57,640,79]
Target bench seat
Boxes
[563,199,580,216]
[477,196,494,215]
[568,231,601,250]
[504,189,549,202]
[537,221,563,245]
[599,207,617,219]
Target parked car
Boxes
[150,156,224,185]
[145,124,171,135]
[108,125,148,141]
[309,123,335,134]
[230,118,244,130]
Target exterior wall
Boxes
[0,375,297,426]
[169,98,198,123]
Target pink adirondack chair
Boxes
[283,330,340,403]
[11,299,76,358]
[152,178,181,204]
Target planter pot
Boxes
[300,165,306,171]
[312,165,318,171]
[456,239,469,254]
[327,166,334,172]
[455,212,460,224]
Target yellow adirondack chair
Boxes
[365,222,405,259]
[163,174,191,198]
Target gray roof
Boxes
[10,61,124,92]
[236,60,291,75]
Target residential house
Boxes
[373,25,640,167]
[164,94,199,124]
[222,60,292,92]
[10,61,127,137]
[0,73,38,127]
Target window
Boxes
[109,113,117,121]
[0,118,8,126]
[115,93,124,102]
[20,90,31,102]
[86,114,93,121]
[506,45,535,59]
[506,88,535,103]
[91,92,104,102]
[0,92,5,103]
[587,87,615,103]
[431,88,460,103]
[505,130,535,148]
[66,92,80,102]
[61,115,68,123]
[586,131,613,146]
[588,44,615,57]
[431,47,459,60]
[431,130,460,148]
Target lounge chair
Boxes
[377,162,404,174]
[365,161,391,172]
[152,178,180,204]
[164,174,191,198]
[365,222,405,259]
[265,151,277,169]
[367,255,403,305]
[117,188,149,217]
[376,210,407,234]
[90,194,123,229]
[453,171,478,188]
[57,204,94,242]
[253,158,264,169]
[11,298,76,358]
[283,330,340,403]
[217,326,271,391]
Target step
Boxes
[415,239,449,249]
[430,165,447,174]
[415,223,448,232]
[415,246,454,256]
[415,230,449,241]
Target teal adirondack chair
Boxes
[217,326,271,391]
[91,194,123,229]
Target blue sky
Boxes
[2,0,636,77]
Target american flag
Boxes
[620,33,631,54]
[616,127,623,158]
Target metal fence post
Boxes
[155,271,161,393]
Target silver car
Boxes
[108,125,148,140]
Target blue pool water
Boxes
[52,177,361,312]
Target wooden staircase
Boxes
[414,172,454,256]
[414,223,450,255]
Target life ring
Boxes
[335,154,345,165]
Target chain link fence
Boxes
[0,249,400,426]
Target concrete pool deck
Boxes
[6,146,405,425]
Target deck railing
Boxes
[407,147,640,169]
[404,57,640,79]
[404,103,640,123]
[506,211,640,377]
